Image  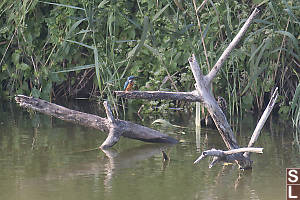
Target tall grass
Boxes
[0,0,299,123]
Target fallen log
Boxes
[15,95,178,148]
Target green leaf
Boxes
[254,38,271,68]
[122,16,150,78]
[12,51,20,65]
[291,83,300,116]
[271,48,300,61]
[241,66,268,96]
[98,0,109,8]
[127,44,139,58]
[31,87,41,98]
[0,26,8,34]
[65,39,94,49]
[67,18,87,38]
[282,0,300,25]
[275,31,299,54]
[152,4,169,22]
[52,64,95,73]
[118,12,142,30]
[39,1,85,11]
[19,63,30,71]
[107,12,114,37]
[75,30,92,35]
[144,44,163,61]
[93,47,102,91]
[115,40,137,43]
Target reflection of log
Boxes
[15,95,178,148]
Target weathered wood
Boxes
[189,55,252,169]
[205,8,260,83]
[194,147,264,165]
[15,95,178,146]
[244,87,278,158]
[101,101,120,149]
[189,55,240,150]
[115,90,201,102]
[101,127,122,149]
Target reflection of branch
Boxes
[101,148,118,192]
[100,143,171,190]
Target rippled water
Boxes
[0,101,299,200]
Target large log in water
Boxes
[15,95,178,148]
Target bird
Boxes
[123,76,136,92]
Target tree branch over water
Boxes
[205,8,260,83]
[116,8,278,170]
[15,95,178,148]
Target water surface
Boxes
[0,101,299,200]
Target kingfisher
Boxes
[123,76,136,92]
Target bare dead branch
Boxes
[206,8,260,83]
[194,147,263,165]
[100,101,121,149]
[100,127,122,149]
[189,54,240,150]
[103,101,115,124]
[244,87,278,158]
[115,90,202,102]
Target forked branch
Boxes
[15,95,178,148]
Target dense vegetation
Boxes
[0,0,299,121]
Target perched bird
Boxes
[123,76,136,92]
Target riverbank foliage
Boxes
[0,0,299,118]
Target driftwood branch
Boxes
[193,147,263,166]
[115,90,201,102]
[206,8,260,83]
[188,55,240,149]
[15,95,178,148]
[243,87,278,158]
[101,101,121,149]
[188,55,252,169]
[103,101,115,124]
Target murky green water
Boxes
[0,101,299,200]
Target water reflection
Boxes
[101,144,172,192]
